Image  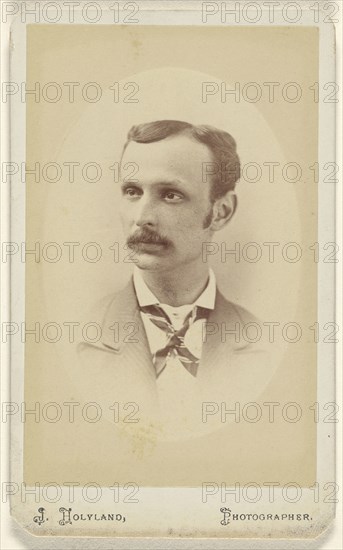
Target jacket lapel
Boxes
[199,290,251,376]
[100,279,157,384]
[99,283,258,384]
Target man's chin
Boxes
[133,253,169,272]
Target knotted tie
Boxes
[140,304,210,377]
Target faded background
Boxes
[24,25,318,486]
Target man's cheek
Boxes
[120,210,132,228]
[119,207,126,224]
[174,208,203,228]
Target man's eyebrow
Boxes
[121,179,187,188]
[121,180,140,187]
[154,179,186,188]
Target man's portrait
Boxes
[23,25,318,488]
[78,120,270,431]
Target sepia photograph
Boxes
[3,1,339,544]
[23,23,319,487]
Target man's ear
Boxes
[210,191,237,231]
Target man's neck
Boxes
[139,261,210,307]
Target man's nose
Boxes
[134,196,156,227]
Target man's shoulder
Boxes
[77,279,138,355]
[86,279,137,322]
[88,283,260,326]
[213,289,261,325]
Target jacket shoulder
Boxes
[85,280,136,322]
[77,280,138,355]
[228,301,261,324]
[214,290,261,325]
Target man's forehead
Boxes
[122,134,212,173]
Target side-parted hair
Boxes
[122,120,240,201]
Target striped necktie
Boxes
[140,304,210,377]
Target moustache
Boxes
[126,228,171,248]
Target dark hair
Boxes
[122,120,240,201]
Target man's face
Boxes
[119,134,214,272]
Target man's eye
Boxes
[163,191,183,202]
[124,187,141,197]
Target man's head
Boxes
[119,120,240,272]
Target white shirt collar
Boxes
[133,266,216,311]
